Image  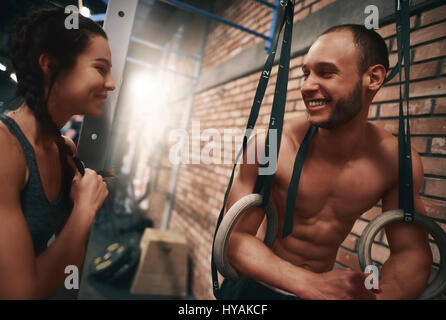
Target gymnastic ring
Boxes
[357,209,446,300]
[213,193,278,281]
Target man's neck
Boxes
[312,108,370,163]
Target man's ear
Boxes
[366,64,387,91]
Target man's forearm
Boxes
[227,231,317,298]
[376,251,432,300]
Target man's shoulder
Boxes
[366,121,399,156]
[282,114,312,147]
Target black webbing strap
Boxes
[211,1,294,298]
[282,125,316,237]
[395,0,414,221]
[253,2,294,207]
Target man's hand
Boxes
[303,269,378,300]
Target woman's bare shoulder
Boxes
[0,122,27,191]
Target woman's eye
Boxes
[96,66,106,75]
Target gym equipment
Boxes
[213,194,278,280]
[211,0,304,298]
[357,0,446,300]
[130,228,188,296]
[89,237,141,287]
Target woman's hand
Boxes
[69,168,109,225]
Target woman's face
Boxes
[50,35,116,117]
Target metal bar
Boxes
[77,0,138,171]
[160,0,271,41]
[126,56,197,80]
[131,36,201,61]
[254,0,278,9]
[90,13,106,21]
[266,0,281,52]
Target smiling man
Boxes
[220,24,433,300]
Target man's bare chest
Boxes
[271,155,387,222]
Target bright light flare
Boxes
[80,6,91,17]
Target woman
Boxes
[0,6,115,299]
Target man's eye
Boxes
[303,73,309,79]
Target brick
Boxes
[341,234,358,251]
[373,85,400,103]
[385,61,439,85]
[421,197,446,220]
[368,104,378,119]
[412,137,429,154]
[304,0,318,6]
[430,242,441,265]
[336,247,361,272]
[410,78,446,98]
[374,118,446,135]
[434,97,446,114]
[351,219,368,237]
[413,39,446,63]
[411,22,446,47]
[424,177,446,198]
[311,0,335,13]
[420,5,446,26]
[293,7,310,23]
[361,206,381,221]
[377,16,416,39]
[371,243,390,265]
[421,156,446,176]
[432,137,446,155]
[382,232,388,246]
[379,99,432,117]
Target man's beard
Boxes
[308,80,363,130]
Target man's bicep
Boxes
[382,147,430,254]
[224,133,266,235]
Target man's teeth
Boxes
[308,100,328,107]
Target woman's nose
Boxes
[105,73,116,91]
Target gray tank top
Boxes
[0,114,73,255]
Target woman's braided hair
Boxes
[9,5,109,192]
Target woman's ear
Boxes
[367,64,387,91]
[38,53,54,79]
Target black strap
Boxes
[254,2,294,207]
[282,125,316,236]
[395,0,414,221]
[211,1,294,299]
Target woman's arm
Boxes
[0,131,107,299]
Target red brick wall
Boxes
[336,6,446,291]
[163,1,446,299]
[201,0,339,73]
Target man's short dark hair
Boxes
[320,24,389,75]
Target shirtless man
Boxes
[221,24,432,300]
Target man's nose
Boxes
[301,75,320,95]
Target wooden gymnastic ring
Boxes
[357,209,446,299]
[213,193,278,281]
